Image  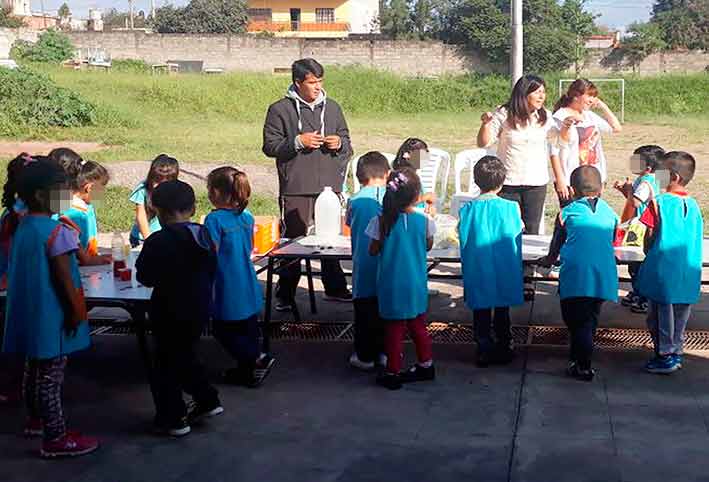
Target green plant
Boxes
[112,59,151,74]
[0,6,25,27]
[0,67,96,135]
[151,0,248,34]
[11,30,75,63]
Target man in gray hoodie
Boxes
[263,58,353,310]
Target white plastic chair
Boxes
[417,147,451,213]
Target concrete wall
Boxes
[62,31,487,76]
[581,48,709,76]
[0,27,38,58]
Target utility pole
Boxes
[128,0,135,29]
[510,0,523,87]
[150,0,156,19]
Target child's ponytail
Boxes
[1,153,31,237]
[380,168,421,240]
[207,166,252,213]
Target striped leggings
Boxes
[23,356,67,441]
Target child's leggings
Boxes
[646,301,691,356]
[560,297,603,370]
[23,356,67,442]
[384,314,433,374]
[213,316,260,368]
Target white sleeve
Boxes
[486,107,506,144]
[426,216,437,239]
[589,111,613,134]
[365,216,380,241]
[633,181,652,204]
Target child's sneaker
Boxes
[621,291,637,307]
[672,353,683,369]
[154,417,191,437]
[187,400,224,425]
[376,373,402,390]
[349,353,375,371]
[566,362,595,382]
[400,364,435,383]
[645,355,680,374]
[24,418,43,438]
[251,354,276,388]
[630,298,648,314]
[40,431,99,458]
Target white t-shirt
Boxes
[553,108,613,184]
[485,107,560,187]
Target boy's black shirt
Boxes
[136,222,216,339]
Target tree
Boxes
[151,0,248,34]
[11,29,75,63]
[103,7,147,29]
[0,7,25,28]
[378,0,414,39]
[561,0,598,76]
[411,0,435,39]
[58,2,71,20]
[619,22,667,72]
[650,0,709,49]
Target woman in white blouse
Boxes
[477,75,564,235]
[552,78,622,202]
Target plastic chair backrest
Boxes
[454,146,497,196]
[347,152,395,193]
[418,147,450,210]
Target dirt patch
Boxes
[107,161,278,195]
[0,141,109,157]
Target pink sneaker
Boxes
[24,418,43,438]
[40,431,99,458]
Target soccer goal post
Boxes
[558,78,625,124]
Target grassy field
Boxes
[0,66,707,232]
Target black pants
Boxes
[277,195,347,301]
[560,297,604,370]
[353,297,385,363]
[473,307,512,354]
[153,332,219,424]
[500,185,547,235]
[627,262,646,301]
[213,316,261,369]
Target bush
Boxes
[0,7,25,28]
[112,59,151,74]
[10,30,74,63]
[0,67,96,136]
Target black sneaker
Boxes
[566,362,595,382]
[187,400,224,425]
[621,291,637,307]
[323,291,353,302]
[250,355,276,388]
[154,416,191,437]
[400,364,435,383]
[376,373,402,390]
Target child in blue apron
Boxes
[2,159,98,458]
[345,151,389,371]
[636,151,703,374]
[393,138,437,214]
[61,157,112,266]
[458,156,524,367]
[366,168,435,390]
[129,154,180,247]
[614,145,664,314]
[204,166,275,388]
[539,165,619,381]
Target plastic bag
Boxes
[432,214,459,249]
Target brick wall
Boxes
[581,48,709,76]
[62,31,491,76]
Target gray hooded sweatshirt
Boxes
[262,85,353,196]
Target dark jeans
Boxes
[213,316,261,369]
[277,195,347,301]
[153,332,219,424]
[500,185,547,235]
[560,297,604,370]
[473,307,512,354]
[353,297,385,363]
[627,262,646,301]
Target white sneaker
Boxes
[349,353,375,371]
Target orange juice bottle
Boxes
[253,216,280,254]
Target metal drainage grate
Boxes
[87,320,709,351]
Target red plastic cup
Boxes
[118,268,132,282]
[113,259,126,276]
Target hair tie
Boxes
[387,172,408,192]
[22,155,36,167]
[80,160,88,167]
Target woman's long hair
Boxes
[553,78,598,113]
[504,74,547,128]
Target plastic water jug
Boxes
[314,186,341,239]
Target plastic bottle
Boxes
[314,186,341,239]
[112,232,126,276]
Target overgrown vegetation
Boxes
[0,6,25,28]
[0,67,96,136]
[10,30,75,63]
[150,0,248,34]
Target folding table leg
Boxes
[263,256,274,353]
[305,258,317,315]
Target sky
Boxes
[30,0,655,30]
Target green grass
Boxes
[3,66,707,163]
